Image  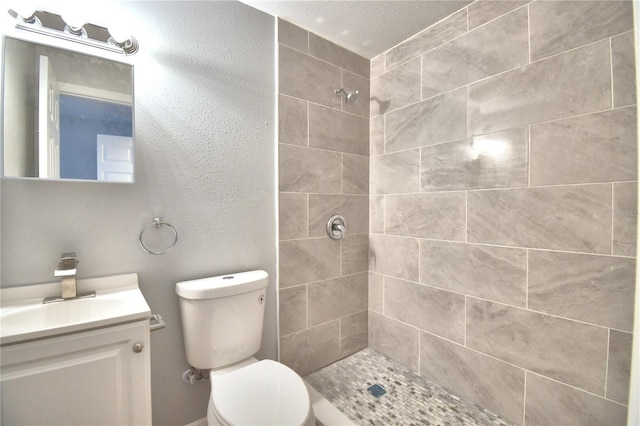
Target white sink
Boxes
[0,273,151,345]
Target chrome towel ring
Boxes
[139,217,178,255]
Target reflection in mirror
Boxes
[3,37,134,182]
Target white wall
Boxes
[0,2,276,425]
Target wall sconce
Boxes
[7,8,139,56]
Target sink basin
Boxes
[1,273,150,345]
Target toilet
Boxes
[176,270,314,426]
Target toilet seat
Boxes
[210,360,313,425]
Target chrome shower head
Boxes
[335,88,359,104]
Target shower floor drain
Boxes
[367,384,387,398]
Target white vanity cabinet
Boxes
[0,320,152,425]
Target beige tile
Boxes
[607,330,633,404]
[308,194,368,237]
[371,58,421,116]
[612,31,637,108]
[279,95,307,147]
[279,45,341,108]
[370,150,420,195]
[530,108,637,185]
[370,53,385,79]
[343,154,369,195]
[370,115,385,156]
[468,41,612,135]
[468,1,529,30]
[369,311,419,373]
[421,128,528,191]
[420,240,527,307]
[386,9,467,70]
[279,193,307,240]
[368,272,383,313]
[385,193,466,240]
[342,234,369,275]
[279,286,307,336]
[369,234,419,282]
[340,310,368,357]
[530,0,633,62]
[308,273,368,326]
[386,87,466,153]
[525,372,627,426]
[342,70,370,117]
[420,332,525,425]
[467,299,609,394]
[309,104,368,155]
[369,195,384,234]
[278,19,308,52]
[613,182,638,257]
[280,320,340,376]
[528,251,636,331]
[384,277,465,343]
[279,238,341,288]
[308,32,369,78]
[279,144,342,193]
[467,184,612,254]
[422,8,528,99]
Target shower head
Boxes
[335,88,359,104]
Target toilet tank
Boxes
[176,270,269,369]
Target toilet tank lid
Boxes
[175,270,268,299]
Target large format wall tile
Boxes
[279,45,342,108]
[279,144,342,193]
[278,19,308,53]
[280,321,341,376]
[279,238,341,287]
[613,182,638,256]
[370,115,385,156]
[309,32,369,78]
[308,194,369,237]
[370,58,421,116]
[607,330,633,404]
[468,1,529,30]
[279,94,307,146]
[530,108,637,185]
[466,299,609,394]
[308,273,368,326]
[422,8,528,99]
[368,272,383,313]
[371,53,385,79]
[612,32,637,108]
[386,88,466,152]
[385,193,466,240]
[386,9,467,70]
[420,240,527,307]
[420,332,525,425]
[467,184,612,253]
[309,104,368,155]
[384,277,465,342]
[528,251,636,331]
[369,195,384,234]
[369,234,419,282]
[343,154,369,195]
[340,310,368,357]
[342,234,369,275]
[468,41,611,135]
[529,0,633,62]
[279,192,307,240]
[370,150,420,194]
[369,311,419,373]
[279,286,307,336]
[421,128,528,191]
[525,373,627,426]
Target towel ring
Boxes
[139,217,178,255]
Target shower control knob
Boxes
[133,343,144,353]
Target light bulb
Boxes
[108,24,131,45]
[62,11,86,35]
[13,1,38,23]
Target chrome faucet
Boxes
[55,252,78,299]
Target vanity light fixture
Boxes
[7,8,139,56]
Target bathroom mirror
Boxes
[2,36,134,182]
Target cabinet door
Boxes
[1,321,151,425]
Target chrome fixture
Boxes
[327,214,347,240]
[44,253,96,304]
[335,88,359,104]
[139,217,179,255]
[7,8,139,56]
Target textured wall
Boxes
[277,20,370,376]
[369,1,636,425]
[1,2,276,425]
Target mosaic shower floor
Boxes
[305,348,515,426]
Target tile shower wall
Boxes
[369,1,637,425]
[278,20,370,376]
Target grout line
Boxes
[464,191,468,242]
[525,249,529,309]
[279,92,368,119]
[611,183,615,255]
[527,4,531,65]
[306,101,310,147]
[523,372,527,426]
[604,328,611,398]
[463,296,467,346]
[609,37,615,109]
[383,113,387,155]
[527,126,531,187]
[279,142,369,158]
[279,42,369,80]
[305,284,309,328]
[306,193,310,238]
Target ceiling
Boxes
[239,1,472,59]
